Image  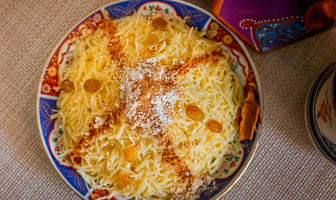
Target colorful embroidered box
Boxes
[212,0,336,52]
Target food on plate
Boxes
[53,13,250,199]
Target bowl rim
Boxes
[35,0,264,199]
[304,62,336,165]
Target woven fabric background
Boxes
[1,0,336,199]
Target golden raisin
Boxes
[128,33,136,40]
[143,33,160,57]
[206,119,223,133]
[152,16,167,29]
[84,79,100,92]
[123,146,137,162]
[144,33,159,49]
[61,80,74,92]
[117,171,130,189]
[186,105,205,121]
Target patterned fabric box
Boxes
[212,0,336,52]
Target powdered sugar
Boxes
[152,90,179,125]
[146,57,157,65]
[120,61,179,135]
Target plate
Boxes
[305,63,336,164]
[36,0,263,199]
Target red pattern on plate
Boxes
[89,189,117,200]
[40,11,104,96]
[206,19,258,95]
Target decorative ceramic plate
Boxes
[305,63,336,164]
[36,0,263,199]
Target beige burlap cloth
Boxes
[1,0,336,199]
